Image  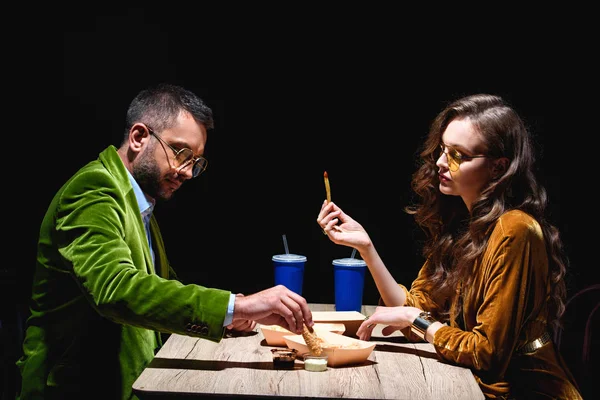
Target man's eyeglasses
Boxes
[438,143,488,172]
[146,126,208,178]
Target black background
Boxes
[3,6,599,398]
[5,6,600,339]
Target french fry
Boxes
[323,171,343,234]
[302,324,324,356]
[324,171,331,204]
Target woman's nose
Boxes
[436,151,448,169]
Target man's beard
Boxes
[132,149,173,202]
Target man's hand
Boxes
[226,294,257,332]
[232,285,313,334]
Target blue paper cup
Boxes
[273,254,307,295]
[333,258,367,312]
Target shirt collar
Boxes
[126,169,155,216]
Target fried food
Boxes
[302,324,324,356]
[324,171,331,204]
[321,342,362,349]
[322,171,344,234]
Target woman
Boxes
[317,94,582,399]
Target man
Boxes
[17,83,313,399]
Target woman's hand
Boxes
[356,306,421,341]
[316,200,372,252]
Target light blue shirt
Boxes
[126,169,235,326]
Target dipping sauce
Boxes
[271,348,298,369]
[304,354,328,372]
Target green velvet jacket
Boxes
[17,146,231,400]
[398,210,582,399]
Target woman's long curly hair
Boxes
[405,94,568,333]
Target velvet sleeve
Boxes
[431,214,548,375]
[54,167,230,341]
[395,260,453,341]
[403,259,451,315]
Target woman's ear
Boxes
[492,157,509,178]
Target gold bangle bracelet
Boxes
[410,311,437,340]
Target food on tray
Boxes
[284,330,376,367]
[302,324,323,356]
[260,323,346,346]
[265,325,291,332]
[321,341,362,349]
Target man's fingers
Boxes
[284,290,313,327]
[279,295,304,333]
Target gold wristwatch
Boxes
[410,311,436,340]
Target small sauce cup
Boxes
[303,354,328,372]
[271,348,298,369]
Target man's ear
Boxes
[129,124,150,152]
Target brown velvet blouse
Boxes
[398,210,582,399]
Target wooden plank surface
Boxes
[133,304,484,399]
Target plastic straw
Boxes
[351,248,357,259]
[282,234,290,254]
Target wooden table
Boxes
[133,304,484,399]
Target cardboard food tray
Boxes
[311,311,366,337]
[260,323,346,346]
[283,330,376,367]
